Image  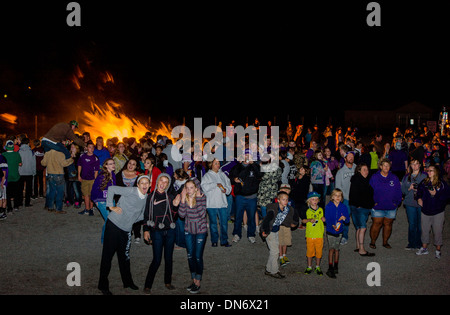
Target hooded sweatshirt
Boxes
[201,169,232,208]
[416,180,450,216]
[349,172,375,209]
[105,185,147,232]
[369,171,402,210]
[143,173,178,232]
[18,144,36,176]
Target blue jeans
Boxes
[405,206,422,249]
[207,207,229,245]
[144,228,176,289]
[342,199,351,240]
[184,232,207,281]
[233,195,257,238]
[226,194,234,221]
[175,219,186,248]
[42,140,76,175]
[66,180,82,204]
[260,206,267,219]
[47,174,65,211]
[96,201,108,243]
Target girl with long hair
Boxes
[91,158,116,243]
[416,165,450,258]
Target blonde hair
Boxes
[330,188,344,203]
[185,180,198,208]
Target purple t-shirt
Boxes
[77,153,100,180]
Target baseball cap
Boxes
[69,120,79,128]
[307,191,321,199]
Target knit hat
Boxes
[5,140,14,150]
[137,175,151,184]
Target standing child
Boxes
[77,141,99,216]
[276,183,295,266]
[302,191,326,275]
[261,191,299,279]
[324,189,349,278]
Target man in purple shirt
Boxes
[78,141,99,215]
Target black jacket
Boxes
[229,162,261,196]
[349,172,375,209]
[261,203,299,236]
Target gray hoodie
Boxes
[106,186,147,232]
[18,144,36,176]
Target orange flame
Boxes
[81,101,174,143]
[0,113,18,124]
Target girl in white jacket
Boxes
[201,159,232,247]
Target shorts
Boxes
[278,226,292,246]
[81,179,95,197]
[371,208,397,219]
[352,207,371,229]
[326,233,342,250]
[0,184,5,200]
[306,237,323,258]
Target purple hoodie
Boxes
[369,171,402,210]
[91,171,116,203]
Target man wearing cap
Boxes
[3,140,22,213]
[41,121,86,177]
[335,151,356,245]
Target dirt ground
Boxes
[0,196,449,296]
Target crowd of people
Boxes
[1,118,449,294]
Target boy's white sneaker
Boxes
[435,250,441,259]
[232,235,240,243]
[416,247,429,255]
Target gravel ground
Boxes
[0,197,449,296]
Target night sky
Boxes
[1,1,450,132]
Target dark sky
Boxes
[1,1,450,129]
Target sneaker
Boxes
[304,267,313,275]
[283,256,290,265]
[416,247,429,256]
[0,213,7,220]
[88,209,94,216]
[248,236,256,244]
[340,238,348,245]
[78,209,89,215]
[315,266,323,276]
[65,201,70,207]
[135,237,141,244]
[264,270,285,279]
[279,257,286,267]
[186,282,196,292]
[189,284,201,294]
[436,250,441,259]
[326,267,336,279]
[232,235,240,243]
[74,202,81,209]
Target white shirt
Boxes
[201,169,232,209]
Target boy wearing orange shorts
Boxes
[302,191,326,275]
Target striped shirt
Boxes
[178,195,207,235]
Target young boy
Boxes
[276,183,295,266]
[324,188,349,278]
[302,191,326,275]
[77,141,99,215]
[261,191,299,279]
